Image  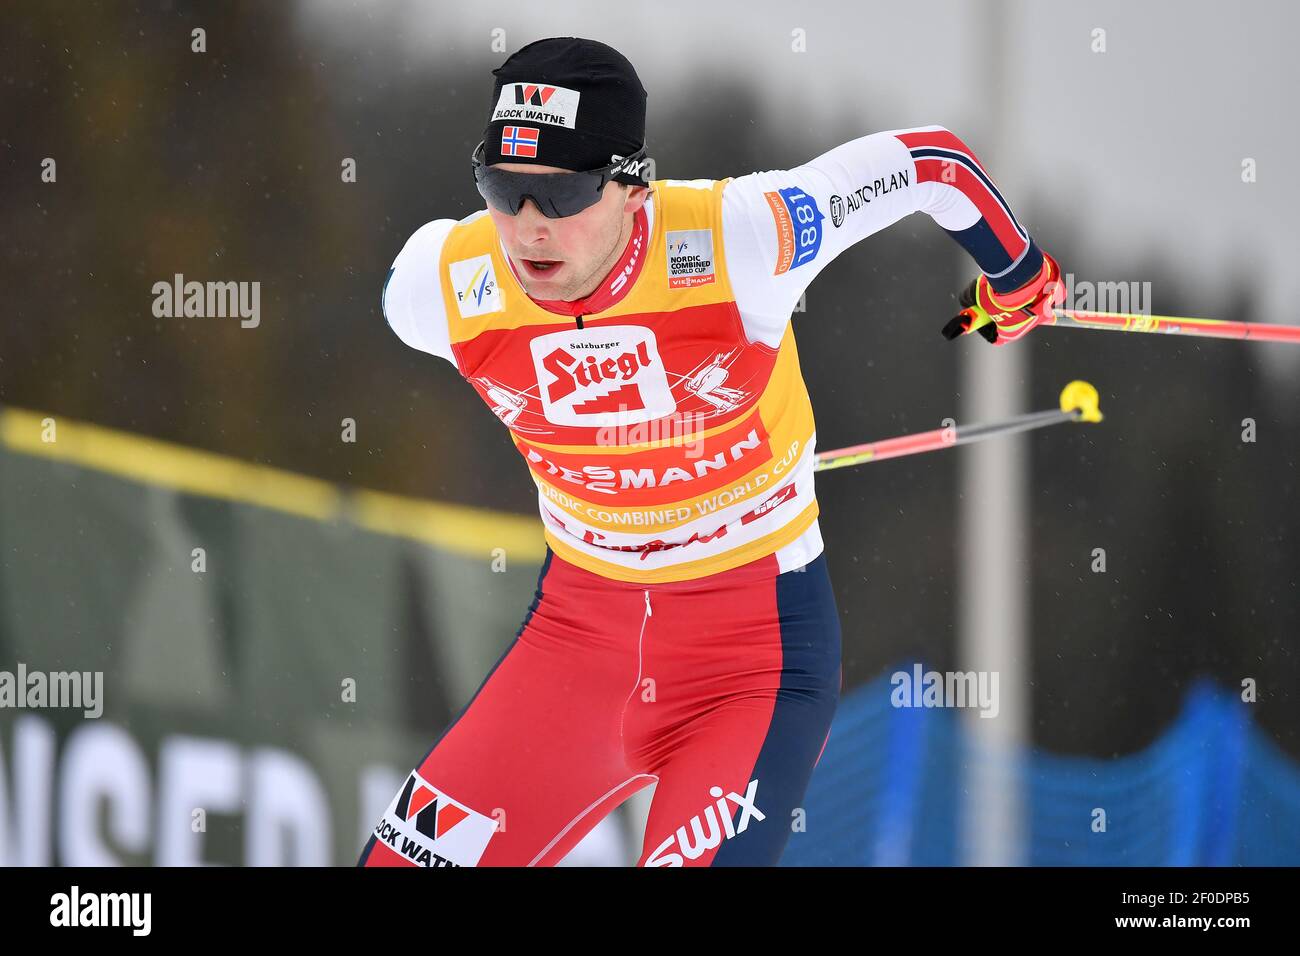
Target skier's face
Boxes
[488,162,648,302]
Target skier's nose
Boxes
[514,198,552,240]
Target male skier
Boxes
[360,36,1062,867]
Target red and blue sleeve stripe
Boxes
[895,128,1044,295]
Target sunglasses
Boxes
[470,140,651,219]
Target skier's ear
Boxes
[622,182,651,212]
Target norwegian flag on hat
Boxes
[500,125,539,158]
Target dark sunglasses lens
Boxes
[474,175,523,214]
[475,168,605,219]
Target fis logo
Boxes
[374,772,497,867]
[666,229,715,288]
[449,255,503,318]
[645,779,765,866]
[491,82,582,129]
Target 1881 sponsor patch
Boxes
[666,229,715,288]
[763,186,824,274]
[373,771,497,867]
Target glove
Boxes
[942,251,1064,345]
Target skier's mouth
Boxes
[522,258,564,279]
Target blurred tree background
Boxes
[2,0,1296,761]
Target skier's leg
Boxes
[630,552,842,867]
[358,551,654,867]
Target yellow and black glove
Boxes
[942,251,1064,345]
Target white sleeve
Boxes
[381,219,459,368]
[722,125,985,348]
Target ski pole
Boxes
[813,380,1103,473]
[965,307,1300,344]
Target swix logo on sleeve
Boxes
[645,779,765,866]
[764,186,824,275]
[529,325,675,427]
[374,771,497,867]
[449,255,504,318]
[666,229,715,288]
[491,82,582,128]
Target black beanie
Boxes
[483,37,648,181]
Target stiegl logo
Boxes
[645,779,764,866]
[542,339,654,405]
[529,325,675,426]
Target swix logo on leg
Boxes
[530,325,675,427]
[374,772,497,867]
[645,779,765,867]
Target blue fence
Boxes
[781,672,1300,865]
